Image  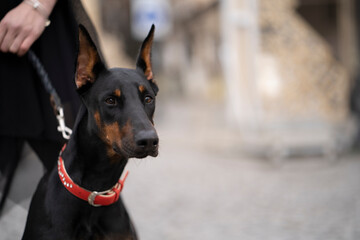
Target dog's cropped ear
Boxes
[136,24,159,94]
[75,25,104,92]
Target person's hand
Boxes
[0,0,56,56]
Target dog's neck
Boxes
[61,105,128,191]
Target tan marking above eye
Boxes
[114,89,121,97]
[138,85,146,93]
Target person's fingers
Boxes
[0,28,16,52]
[9,31,27,55]
[17,33,37,56]
[17,19,44,56]
[0,2,47,55]
[0,22,7,48]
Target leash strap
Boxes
[27,50,72,139]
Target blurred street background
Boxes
[2,0,360,239]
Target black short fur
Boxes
[22,24,158,240]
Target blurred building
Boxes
[85,0,359,157]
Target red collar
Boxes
[57,145,129,207]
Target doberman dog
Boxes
[22,25,159,240]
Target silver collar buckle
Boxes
[88,191,102,207]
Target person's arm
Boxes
[0,0,57,56]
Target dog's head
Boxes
[75,25,159,160]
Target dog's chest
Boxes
[64,211,135,240]
[72,221,136,240]
[74,229,135,240]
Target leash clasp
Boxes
[56,107,72,140]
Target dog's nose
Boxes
[135,130,159,151]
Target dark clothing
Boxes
[0,0,104,212]
[0,0,96,141]
[0,0,103,192]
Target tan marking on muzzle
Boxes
[93,111,101,130]
[103,121,133,162]
[104,122,120,144]
[93,111,132,162]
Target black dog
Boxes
[22,25,159,240]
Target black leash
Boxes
[0,50,73,216]
[27,50,72,139]
[1,50,73,215]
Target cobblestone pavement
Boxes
[123,100,360,240]
[1,99,360,240]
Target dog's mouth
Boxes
[112,142,158,159]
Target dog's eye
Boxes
[144,96,153,104]
[105,97,116,105]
